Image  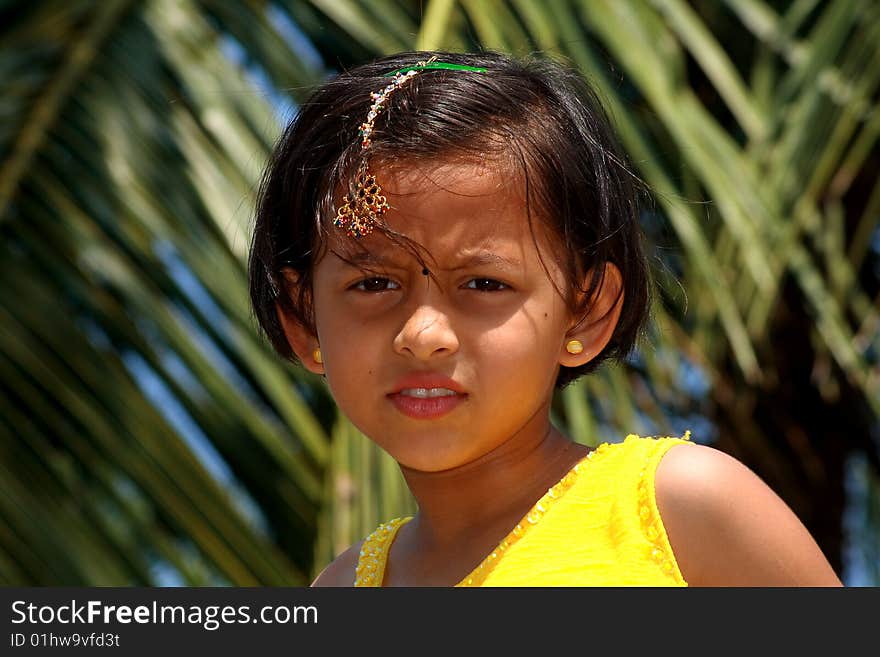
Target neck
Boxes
[397,412,589,552]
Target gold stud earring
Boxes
[312,347,323,364]
[566,340,584,355]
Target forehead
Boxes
[328,158,556,266]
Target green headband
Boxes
[384,62,488,76]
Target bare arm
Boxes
[310,540,363,587]
[655,443,842,587]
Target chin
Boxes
[391,440,487,474]
[349,415,488,473]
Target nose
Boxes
[393,303,460,361]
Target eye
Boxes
[464,278,508,292]
[352,277,400,292]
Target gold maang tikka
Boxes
[333,56,486,238]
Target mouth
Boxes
[388,376,467,419]
[397,387,460,398]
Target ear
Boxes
[274,268,325,375]
[560,262,624,367]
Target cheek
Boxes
[317,311,385,400]
[474,307,565,367]
[472,297,569,390]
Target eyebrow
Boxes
[449,252,522,271]
[342,251,395,266]
[337,250,522,271]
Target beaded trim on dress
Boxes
[354,518,410,587]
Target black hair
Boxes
[249,50,653,388]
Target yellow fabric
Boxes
[355,434,694,586]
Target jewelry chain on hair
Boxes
[333,56,486,238]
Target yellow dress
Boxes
[354,433,693,587]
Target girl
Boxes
[249,51,841,587]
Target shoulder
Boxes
[653,442,841,586]
[310,540,364,587]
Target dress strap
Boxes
[633,433,693,585]
[354,517,413,586]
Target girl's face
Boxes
[283,160,621,472]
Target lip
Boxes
[390,373,466,395]
[387,373,467,420]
